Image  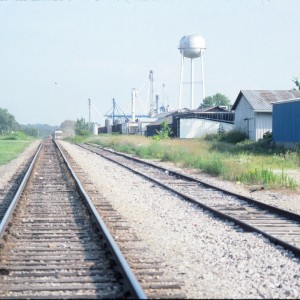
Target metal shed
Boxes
[231,90,300,141]
[173,109,234,138]
[272,98,300,143]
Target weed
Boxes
[152,121,173,141]
[72,134,299,190]
[237,167,297,189]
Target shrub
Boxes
[204,130,247,144]
[2,131,30,140]
[256,131,273,147]
[152,121,172,141]
[219,130,248,144]
[204,133,220,142]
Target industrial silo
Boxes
[105,118,112,134]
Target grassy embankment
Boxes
[0,132,35,165]
[67,133,300,190]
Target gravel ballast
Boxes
[0,140,40,188]
[58,141,300,299]
[2,140,300,299]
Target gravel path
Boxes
[2,140,300,299]
[58,141,300,299]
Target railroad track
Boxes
[78,142,300,258]
[58,143,185,299]
[0,150,37,221]
[0,139,145,299]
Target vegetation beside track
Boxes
[66,132,300,190]
[0,132,36,165]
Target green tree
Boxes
[22,127,38,137]
[153,120,172,141]
[292,77,300,90]
[0,108,19,134]
[200,93,231,108]
[75,118,89,136]
[60,120,75,138]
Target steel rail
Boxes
[83,143,300,222]
[55,140,146,299]
[79,143,300,257]
[0,140,44,238]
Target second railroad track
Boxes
[78,142,300,258]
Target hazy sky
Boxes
[0,0,299,126]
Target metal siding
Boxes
[234,95,274,141]
[255,113,272,140]
[273,101,300,142]
[234,96,255,139]
[180,119,234,138]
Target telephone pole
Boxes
[88,98,91,129]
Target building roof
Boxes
[149,108,193,126]
[231,90,300,112]
[196,105,229,112]
[153,108,192,119]
[149,115,173,126]
[272,98,300,105]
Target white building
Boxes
[231,90,300,141]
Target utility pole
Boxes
[162,83,165,107]
[88,98,91,130]
[112,98,116,124]
[155,95,159,115]
[149,70,154,116]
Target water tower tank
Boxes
[178,35,206,58]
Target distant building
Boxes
[231,90,300,141]
[146,107,234,138]
[53,130,63,140]
[145,109,186,137]
[174,106,234,138]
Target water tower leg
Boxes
[178,54,184,109]
[191,58,194,109]
[201,50,205,103]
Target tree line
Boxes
[0,108,57,137]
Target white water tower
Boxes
[178,34,206,109]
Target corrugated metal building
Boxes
[146,107,234,138]
[174,109,234,138]
[231,90,300,141]
[145,109,191,138]
[272,98,300,143]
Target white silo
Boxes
[178,34,206,109]
[92,123,98,135]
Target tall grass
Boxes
[70,134,299,190]
[236,167,297,189]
